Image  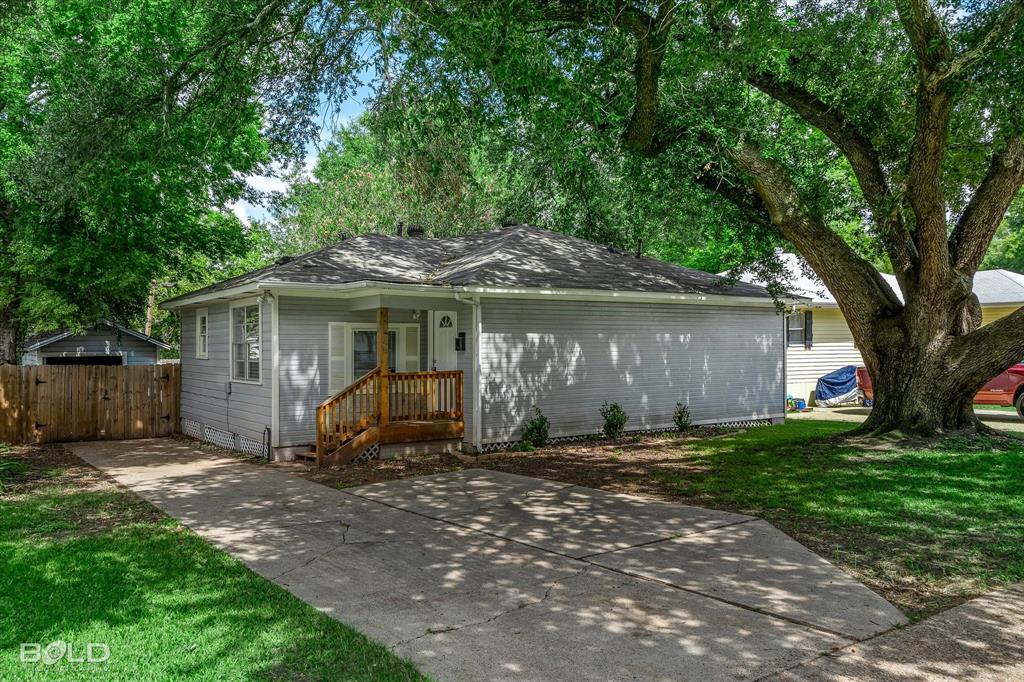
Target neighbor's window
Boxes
[787,311,813,348]
[195,308,209,359]
[231,303,260,381]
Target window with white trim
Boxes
[786,311,813,348]
[195,308,209,359]
[231,303,261,381]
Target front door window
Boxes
[352,330,396,377]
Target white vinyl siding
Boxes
[787,303,1024,402]
[477,299,784,443]
[179,299,272,442]
[785,307,864,402]
[276,296,455,447]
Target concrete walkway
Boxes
[66,439,907,682]
[771,584,1024,681]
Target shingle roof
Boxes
[164,225,773,305]
[736,252,1024,306]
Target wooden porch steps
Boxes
[319,419,463,468]
[315,307,464,468]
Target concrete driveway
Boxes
[66,439,906,682]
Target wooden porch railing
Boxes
[388,370,464,422]
[315,368,464,460]
[316,367,380,458]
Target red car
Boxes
[857,364,1024,416]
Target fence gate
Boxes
[0,365,180,445]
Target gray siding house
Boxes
[162,225,791,462]
[22,321,171,365]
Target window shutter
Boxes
[804,311,813,349]
[328,323,348,393]
[403,326,420,371]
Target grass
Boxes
[0,444,426,681]
[974,403,1017,413]
[308,420,1024,619]
[674,421,1024,616]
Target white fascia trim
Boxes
[164,279,799,309]
[160,284,263,310]
[457,285,796,307]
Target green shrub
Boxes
[600,401,628,439]
[673,403,692,432]
[521,406,550,448]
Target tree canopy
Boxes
[0,0,363,360]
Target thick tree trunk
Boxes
[848,293,1003,438]
[0,304,20,365]
[853,351,982,437]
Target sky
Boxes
[229,80,374,225]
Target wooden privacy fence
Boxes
[0,365,180,444]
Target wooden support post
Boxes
[378,307,389,427]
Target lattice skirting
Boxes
[180,418,202,439]
[203,426,236,450]
[479,418,773,453]
[180,418,269,458]
[350,443,380,464]
[238,435,270,458]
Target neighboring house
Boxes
[736,252,1024,402]
[161,224,794,462]
[21,321,171,366]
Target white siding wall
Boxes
[478,299,785,443]
[25,329,160,365]
[180,300,272,442]
[786,308,864,403]
[787,303,1024,403]
[276,297,473,447]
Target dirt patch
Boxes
[297,432,727,499]
[0,443,164,538]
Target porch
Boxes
[315,307,464,466]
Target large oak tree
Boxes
[372,0,1024,436]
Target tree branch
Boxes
[932,0,1024,88]
[745,72,917,273]
[728,140,902,345]
[612,2,678,156]
[897,0,952,70]
[896,0,955,289]
[948,302,1024,391]
[950,135,1024,274]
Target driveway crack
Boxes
[390,565,590,651]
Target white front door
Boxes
[431,310,457,371]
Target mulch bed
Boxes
[296,430,732,502]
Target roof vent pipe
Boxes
[407,224,425,238]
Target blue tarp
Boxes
[816,365,859,407]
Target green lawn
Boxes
[670,421,1024,616]
[0,445,426,681]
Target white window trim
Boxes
[195,307,209,359]
[786,312,806,348]
[229,298,263,385]
[347,323,419,386]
